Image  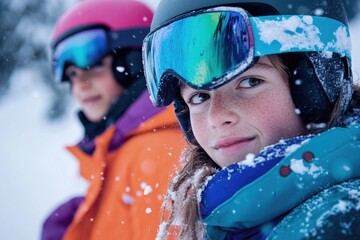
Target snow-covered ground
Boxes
[0,1,359,239]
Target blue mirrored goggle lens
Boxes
[52,29,109,83]
[143,8,254,106]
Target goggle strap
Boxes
[110,27,150,50]
[251,15,351,59]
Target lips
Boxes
[213,136,255,150]
[82,95,101,104]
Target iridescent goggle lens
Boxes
[52,28,109,83]
[143,6,351,107]
[143,7,255,107]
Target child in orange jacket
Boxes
[41,0,186,239]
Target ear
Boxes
[112,49,143,87]
[288,56,332,124]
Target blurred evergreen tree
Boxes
[0,0,75,120]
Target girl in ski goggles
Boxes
[142,6,351,107]
[52,26,148,83]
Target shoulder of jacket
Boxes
[127,105,180,137]
[268,179,360,240]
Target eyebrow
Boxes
[178,81,187,90]
[251,61,275,71]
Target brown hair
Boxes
[156,146,216,240]
[156,55,360,239]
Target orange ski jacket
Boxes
[63,92,186,240]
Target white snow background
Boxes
[0,0,360,239]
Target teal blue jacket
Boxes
[268,178,360,239]
[201,124,360,239]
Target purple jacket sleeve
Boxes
[41,196,84,240]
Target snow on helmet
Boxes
[144,0,353,144]
[51,0,153,87]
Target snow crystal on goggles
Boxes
[52,27,149,83]
[143,6,351,107]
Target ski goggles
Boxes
[143,6,351,107]
[52,27,149,83]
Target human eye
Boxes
[187,92,210,105]
[237,77,263,89]
[88,56,111,72]
[89,61,106,71]
[65,67,78,81]
[92,60,106,68]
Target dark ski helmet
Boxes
[143,0,353,144]
[51,0,153,88]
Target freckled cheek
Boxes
[251,90,298,141]
[190,114,209,147]
[269,88,298,121]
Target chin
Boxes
[85,113,104,122]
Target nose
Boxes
[207,92,240,129]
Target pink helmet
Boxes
[51,0,153,48]
[51,0,153,87]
